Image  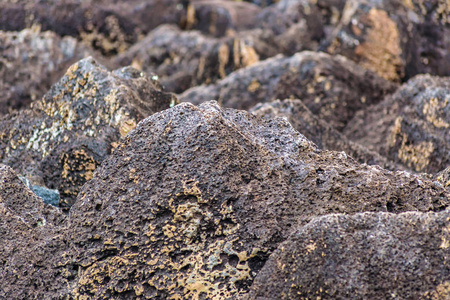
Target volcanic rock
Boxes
[0,27,95,115]
[248,210,450,299]
[253,0,325,56]
[114,24,264,94]
[0,57,177,210]
[0,0,188,56]
[344,74,450,174]
[323,0,450,81]
[181,51,397,131]
[0,164,67,299]
[64,101,448,299]
[250,99,402,171]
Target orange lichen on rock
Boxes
[355,9,403,82]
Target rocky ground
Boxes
[0,0,449,299]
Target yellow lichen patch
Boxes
[218,43,230,79]
[398,139,434,172]
[233,39,259,68]
[73,182,265,299]
[423,97,450,128]
[305,241,317,254]
[79,15,129,54]
[66,62,80,81]
[247,79,261,93]
[355,8,403,82]
[75,256,131,296]
[389,116,403,147]
[182,180,204,203]
[430,281,450,300]
[119,118,137,137]
[440,237,450,249]
[240,43,259,68]
[186,4,196,29]
[390,117,435,171]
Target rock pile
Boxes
[0,0,449,299]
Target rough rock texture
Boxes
[0,0,188,55]
[0,27,95,115]
[0,164,67,299]
[0,57,177,210]
[248,210,450,300]
[323,0,450,81]
[344,74,450,174]
[114,24,264,93]
[63,101,448,299]
[250,99,402,171]
[181,51,397,131]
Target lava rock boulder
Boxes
[344,74,450,174]
[181,51,397,131]
[0,57,177,210]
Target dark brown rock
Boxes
[344,74,450,174]
[253,0,325,56]
[323,0,450,81]
[0,164,67,299]
[248,210,450,299]
[0,27,95,116]
[250,99,403,171]
[114,24,262,93]
[0,57,177,210]
[63,101,448,299]
[181,51,397,131]
[0,0,188,56]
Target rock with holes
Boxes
[0,164,67,299]
[0,0,188,56]
[0,57,177,210]
[322,0,450,82]
[0,27,95,116]
[181,51,397,131]
[250,99,403,171]
[60,101,448,299]
[344,74,450,174]
[248,210,450,299]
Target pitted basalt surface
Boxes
[64,101,449,299]
[0,164,67,300]
[250,99,403,171]
[0,0,188,56]
[0,57,177,210]
[248,210,450,299]
[344,74,450,173]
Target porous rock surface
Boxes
[0,27,94,115]
[0,0,188,55]
[0,57,176,210]
[344,74,450,174]
[250,99,402,171]
[181,51,397,131]
[1,100,449,299]
[65,101,448,299]
[248,210,450,299]
[0,164,66,299]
